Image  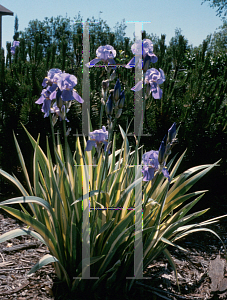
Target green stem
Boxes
[62,119,68,160]
[49,114,56,148]
[49,113,58,164]
[96,118,117,205]
[137,73,146,147]
[99,102,104,128]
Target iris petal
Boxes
[49,90,57,100]
[131,81,143,92]
[61,90,74,102]
[35,95,45,104]
[152,86,162,99]
[73,90,84,103]
[125,57,135,69]
[142,167,155,181]
[85,140,96,151]
[162,168,171,182]
[85,58,101,67]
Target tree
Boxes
[13,15,19,41]
[206,20,227,53]
[202,0,227,17]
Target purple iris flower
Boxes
[50,73,84,104]
[36,69,84,120]
[85,126,109,152]
[125,39,158,69]
[57,72,77,90]
[10,41,20,55]
[48,68,62,81]
[142,150,170,182]
[35,89,52,118]
[131,68,165,99]
[145,68,165,99]
[42,68,62,90]
[85,45,116,68]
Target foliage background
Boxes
[0,15,226,210]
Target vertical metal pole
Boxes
[74,164,98,280]
[126,21,151,280]
[134,22,143,137]
[74,20,98,137]
[82,22,90,137]
[134,164,143,278]
[134,23,144,278]
[74,20,98,281]
[82,165,90,278]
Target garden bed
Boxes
[0,195,227,300]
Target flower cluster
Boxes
[126,39,165,99]
[36,69,84,122]
[125,39,158,70]
[85,44,125,128]
[10,41,20,55]
[142,123,177,182]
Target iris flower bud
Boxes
[110,70,116,81]
[158,135,167,165]
[115,109,122,118]
[167,123,177,144]
[102,79,110,100]
[118,90,125,109]
[61,105,65,118]
[66,128,72,136]
[113,79,121,101]
[105,93,114,115]
[52,114,58,126]
[56,88,63,109]
[102,79,109,91]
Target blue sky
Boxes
[0,0,224,50]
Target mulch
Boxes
[0,192,227,300]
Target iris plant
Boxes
[1,40,226,300]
